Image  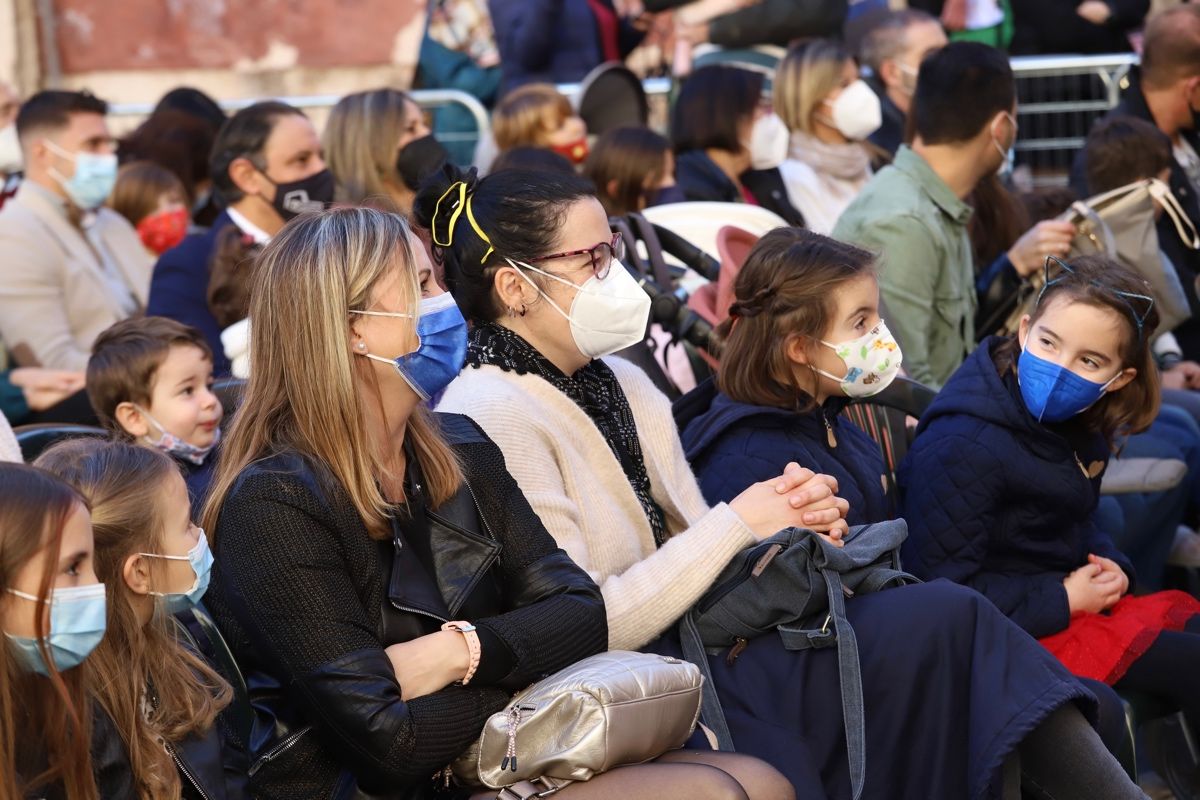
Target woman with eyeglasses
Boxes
[901,254,1200,756]
[424,165,1146,799]
[199,205,791,800]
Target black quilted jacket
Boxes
[204,413,607,800]
[898,338,1135,639]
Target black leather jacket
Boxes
[205,413,607,800]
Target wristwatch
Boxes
[441,620,481,685]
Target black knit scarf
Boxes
[466,323,668,546]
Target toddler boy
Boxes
[87,316,223,515]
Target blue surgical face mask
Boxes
[140,531,213,614]
[1017,345,1122,423]
[4,583,107,675]
[45,139,118,210]
[351,292,469,401]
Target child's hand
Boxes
[730,463,848,546]
[1063,563,1121,615]
[1087,553,1129,604]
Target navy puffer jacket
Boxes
[899,337,1135,639]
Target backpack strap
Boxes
[774,570,867,800]
[819,569,866,800]
[678,610,737,752]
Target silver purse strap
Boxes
[496,778,572,799]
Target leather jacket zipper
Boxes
[462,481,497,541]
[389,598,448,624]
[248,726,313,777]
[167,741,211,800]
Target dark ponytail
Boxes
[411,163,595,325]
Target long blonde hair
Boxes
[323,88,416,209]
[774,40,853,136]
[203,207,462,541]
[35,439,232,800]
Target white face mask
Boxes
[825,80,883,141]
[0,123,22,174]
[506,258,652,359]
[810,320,904,398]
[992,111,1017,178]
[749,112,790,170]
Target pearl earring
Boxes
[356,342,367,351]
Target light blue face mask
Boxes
[45,139,118,210]
[140,531,214,615]
[351,292,469,401]
[4,583,107,676]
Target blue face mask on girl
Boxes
[351,292,469,401]
[139,531,214,615]
[1017,345,1124,424]
[4,583,107,675]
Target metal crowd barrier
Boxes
[1009,53,1138,186]
[106,54,1136,185]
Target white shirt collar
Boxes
[226,206,272,245]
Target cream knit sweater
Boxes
[438,357,756,651]
[0,410,20,463]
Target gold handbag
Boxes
[452,651,703,794]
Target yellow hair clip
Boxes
[431,179,495,264]
[465,195,494,264]
[432,181,467,247]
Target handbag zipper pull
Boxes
[501,704,535,772]
[726,637,748,666]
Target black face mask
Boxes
[263,167,335,221]
[396,135,450,192]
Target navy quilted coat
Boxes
[674,378,1099,800]
[675,379,890,524]
[899,337,1135,639]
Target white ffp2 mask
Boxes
[508,259,652,359]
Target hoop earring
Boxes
[519,303,527,317]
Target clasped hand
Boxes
[1063,554,1128,615]
[730,462,850,547]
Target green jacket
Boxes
[833,146,976,389]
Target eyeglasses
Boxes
[525,233,625,281]
[1039,255,1155,341]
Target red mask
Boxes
[137,207,189,255]
[549,137,590,165]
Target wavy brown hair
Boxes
[0,463,96,800]
[203,207,462,541]
[35,439,232,800]
[993,254,1161,443]
[716,227,877,412]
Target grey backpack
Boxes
[678,520,918,800]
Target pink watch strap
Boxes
[442,621,481,685]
